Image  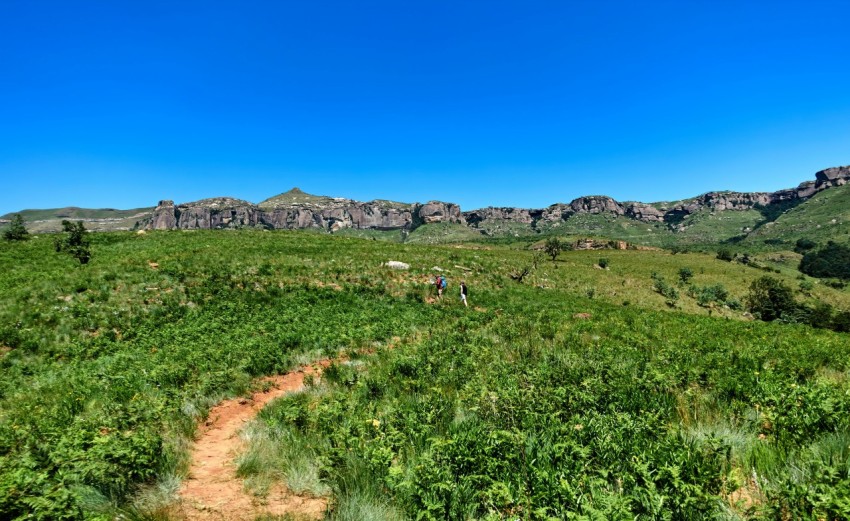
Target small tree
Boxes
[746,276,796,321]
[678,267,694,284]
[716,248,734,262]
[544,237,562,262]
[55,220,91,264]
[794,238,817,254]
[3,214,30,241]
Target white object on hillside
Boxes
[384,261,410,270]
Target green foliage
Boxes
[716,248,734,262]
[2,230,850,519]
[800,241,850,280]
[651,272,679,306]
[543,236,562,261]
[678,267,694,284]
[2,214,30,241]
[597,257,609,269]
[795,237,817,253]
[690,283,730,308]
[54,220,92,264]
[252,291,850,521]
[746,276,797,322]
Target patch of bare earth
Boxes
[176,363,329,521]
[726,477,765,516]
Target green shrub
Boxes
[832,310,850,332]
[598,257,609,269]
[798,279,815,294]
[799,241,850,280]
[801,300,835,330]
[716,248,734,262]
[651,272,679,306]
[746,276,797,322]
[2,214,29,241]
[54,220,92,265]
[692,283,729,308]
[678,267,693,284]
[794,237,817,253]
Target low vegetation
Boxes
[799,241,850,281]
[0,229,848,519]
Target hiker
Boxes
[434,274,443,298]
[460,281,468,307]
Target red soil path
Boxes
[176,362,330,520]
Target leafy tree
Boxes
[716,248,734,262]
[799,241,850,280]
[543,237,562,262]
[54,220,91,264]
[3,214,29,241]
[794,237,817,253]
[746,276,796,322]
[678,267,693,284]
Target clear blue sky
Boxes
[2,0,849,215]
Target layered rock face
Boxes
[464,207,537,227]
[142,165,850,233]
[816,166,850,187]
[146,195,463,232]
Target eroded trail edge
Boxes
[176,362,329,521]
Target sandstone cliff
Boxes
[145,189,464,232]
[138,165,850,234]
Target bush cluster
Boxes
[799,241,850,280]
[746,276,850,332]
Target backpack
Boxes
[440,277,447,289]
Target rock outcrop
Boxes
[145,190,464,232]
[138,165,849,234]
[815,166,850,188]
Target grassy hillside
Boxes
[744,183,850,248]
[1,231,849,519]
[0,207,153,234]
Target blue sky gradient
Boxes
[2,1,849,215]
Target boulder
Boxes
[816,166,850,187]
[417,202,465,225]
[569,196,624,215]
[384,261,410,270]
[624,202,665,222]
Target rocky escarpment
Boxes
[463,166,850,231]
[145,190,464,232]
[136,165,850,234]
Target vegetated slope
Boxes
[0,207,154,233]
[258,292,850,520]
[1,231,849,519]
[744,183,850,248]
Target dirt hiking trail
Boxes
[176,362,329,521]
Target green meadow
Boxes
[1,230,849,520]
